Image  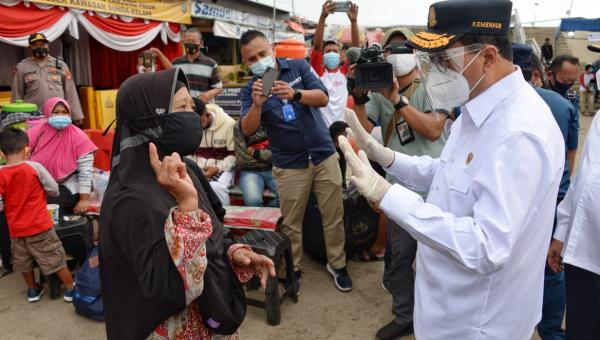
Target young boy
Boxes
[0,128,74,302]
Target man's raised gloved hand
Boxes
[344,108,395,167]
[339,135,391,204]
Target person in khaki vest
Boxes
[11,33,84,125]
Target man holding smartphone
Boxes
[239,30,352,292]
[312,1,360,128]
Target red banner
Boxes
[0,3,65,37]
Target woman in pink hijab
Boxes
[27,97,97,218]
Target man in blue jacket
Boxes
[239,30,352,292]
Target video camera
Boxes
[346,42,412,89]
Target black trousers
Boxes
[47,185,80,219]
[0,212,12,270]
[564,264,600,340]
[383,219,417,326]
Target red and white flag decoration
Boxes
[0,0,181,50]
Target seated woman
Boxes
[27,97,97,217]
[99,69,275,339]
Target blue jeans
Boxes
[239,170,279,207]
[538,197,566,340]
[538,266,566,340]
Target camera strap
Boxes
[383,78,419,147]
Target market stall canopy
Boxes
[192,0,303,42]
[0,0,183,50]
[558,17,600,36]
[286,20,305,34]
[213,20,304,42]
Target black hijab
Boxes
[99,69,226,339]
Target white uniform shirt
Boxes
[319,70,348,127]
[553,111,600,276]
[379,69,565,340]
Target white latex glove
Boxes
[339,135,391,204]
[344,108,395,168]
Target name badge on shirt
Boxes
[282,103,296,122]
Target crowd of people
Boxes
[0,0,599,339]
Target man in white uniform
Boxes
[340,1,565,339]
[547,45,600,340]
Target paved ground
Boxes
[0,114,593,340]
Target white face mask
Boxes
[425,68,472,112]
[417,46,486,113]
[386,54,417,77]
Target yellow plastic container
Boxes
[78,87,96,130]
[94,90,118,130]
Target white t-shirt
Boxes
[580,72,595,92]
[319,70,348,127]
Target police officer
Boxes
[11,33,84,125]
[341,1,565,338]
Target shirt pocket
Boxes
[24,71,40,92]
[446,168,473,195]
[46,71,63,91]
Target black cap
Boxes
[407,0,513,52]
[193,97,206,116]
[588,44,600,53]
[511,43,533,70]
[28,32,48,45]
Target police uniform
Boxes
[370,1,565,339]
[11,33,84,121]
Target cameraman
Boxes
[348,28,448,340]
[312,1,360,127]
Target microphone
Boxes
[346,47,362,64]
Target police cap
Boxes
[407,0,513,53]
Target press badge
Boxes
[282,102,296,122]
[395,117,415,145]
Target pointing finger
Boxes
[149,143,162,175]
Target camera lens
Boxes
[355,62,394,89]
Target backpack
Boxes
[302,187,379,263]
[73,247,104,321]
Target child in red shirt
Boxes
[0,128,74,302]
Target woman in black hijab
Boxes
[99,69,275,339]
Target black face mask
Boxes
[155,111,203,157]
[550,74,573,96]
[184,43,200,55]
[32,47,48,58]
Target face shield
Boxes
[415,43,483,119]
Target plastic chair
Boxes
[239,229,298,325]
[85,129,114,171]
[48,217,94,299]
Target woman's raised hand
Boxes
[149,143,198,212]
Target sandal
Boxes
[350,248,384,262]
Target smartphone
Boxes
[261,67,280,97]
[332,1,351,12]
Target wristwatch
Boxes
[394,95,409,111]
[292,89,302,102]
